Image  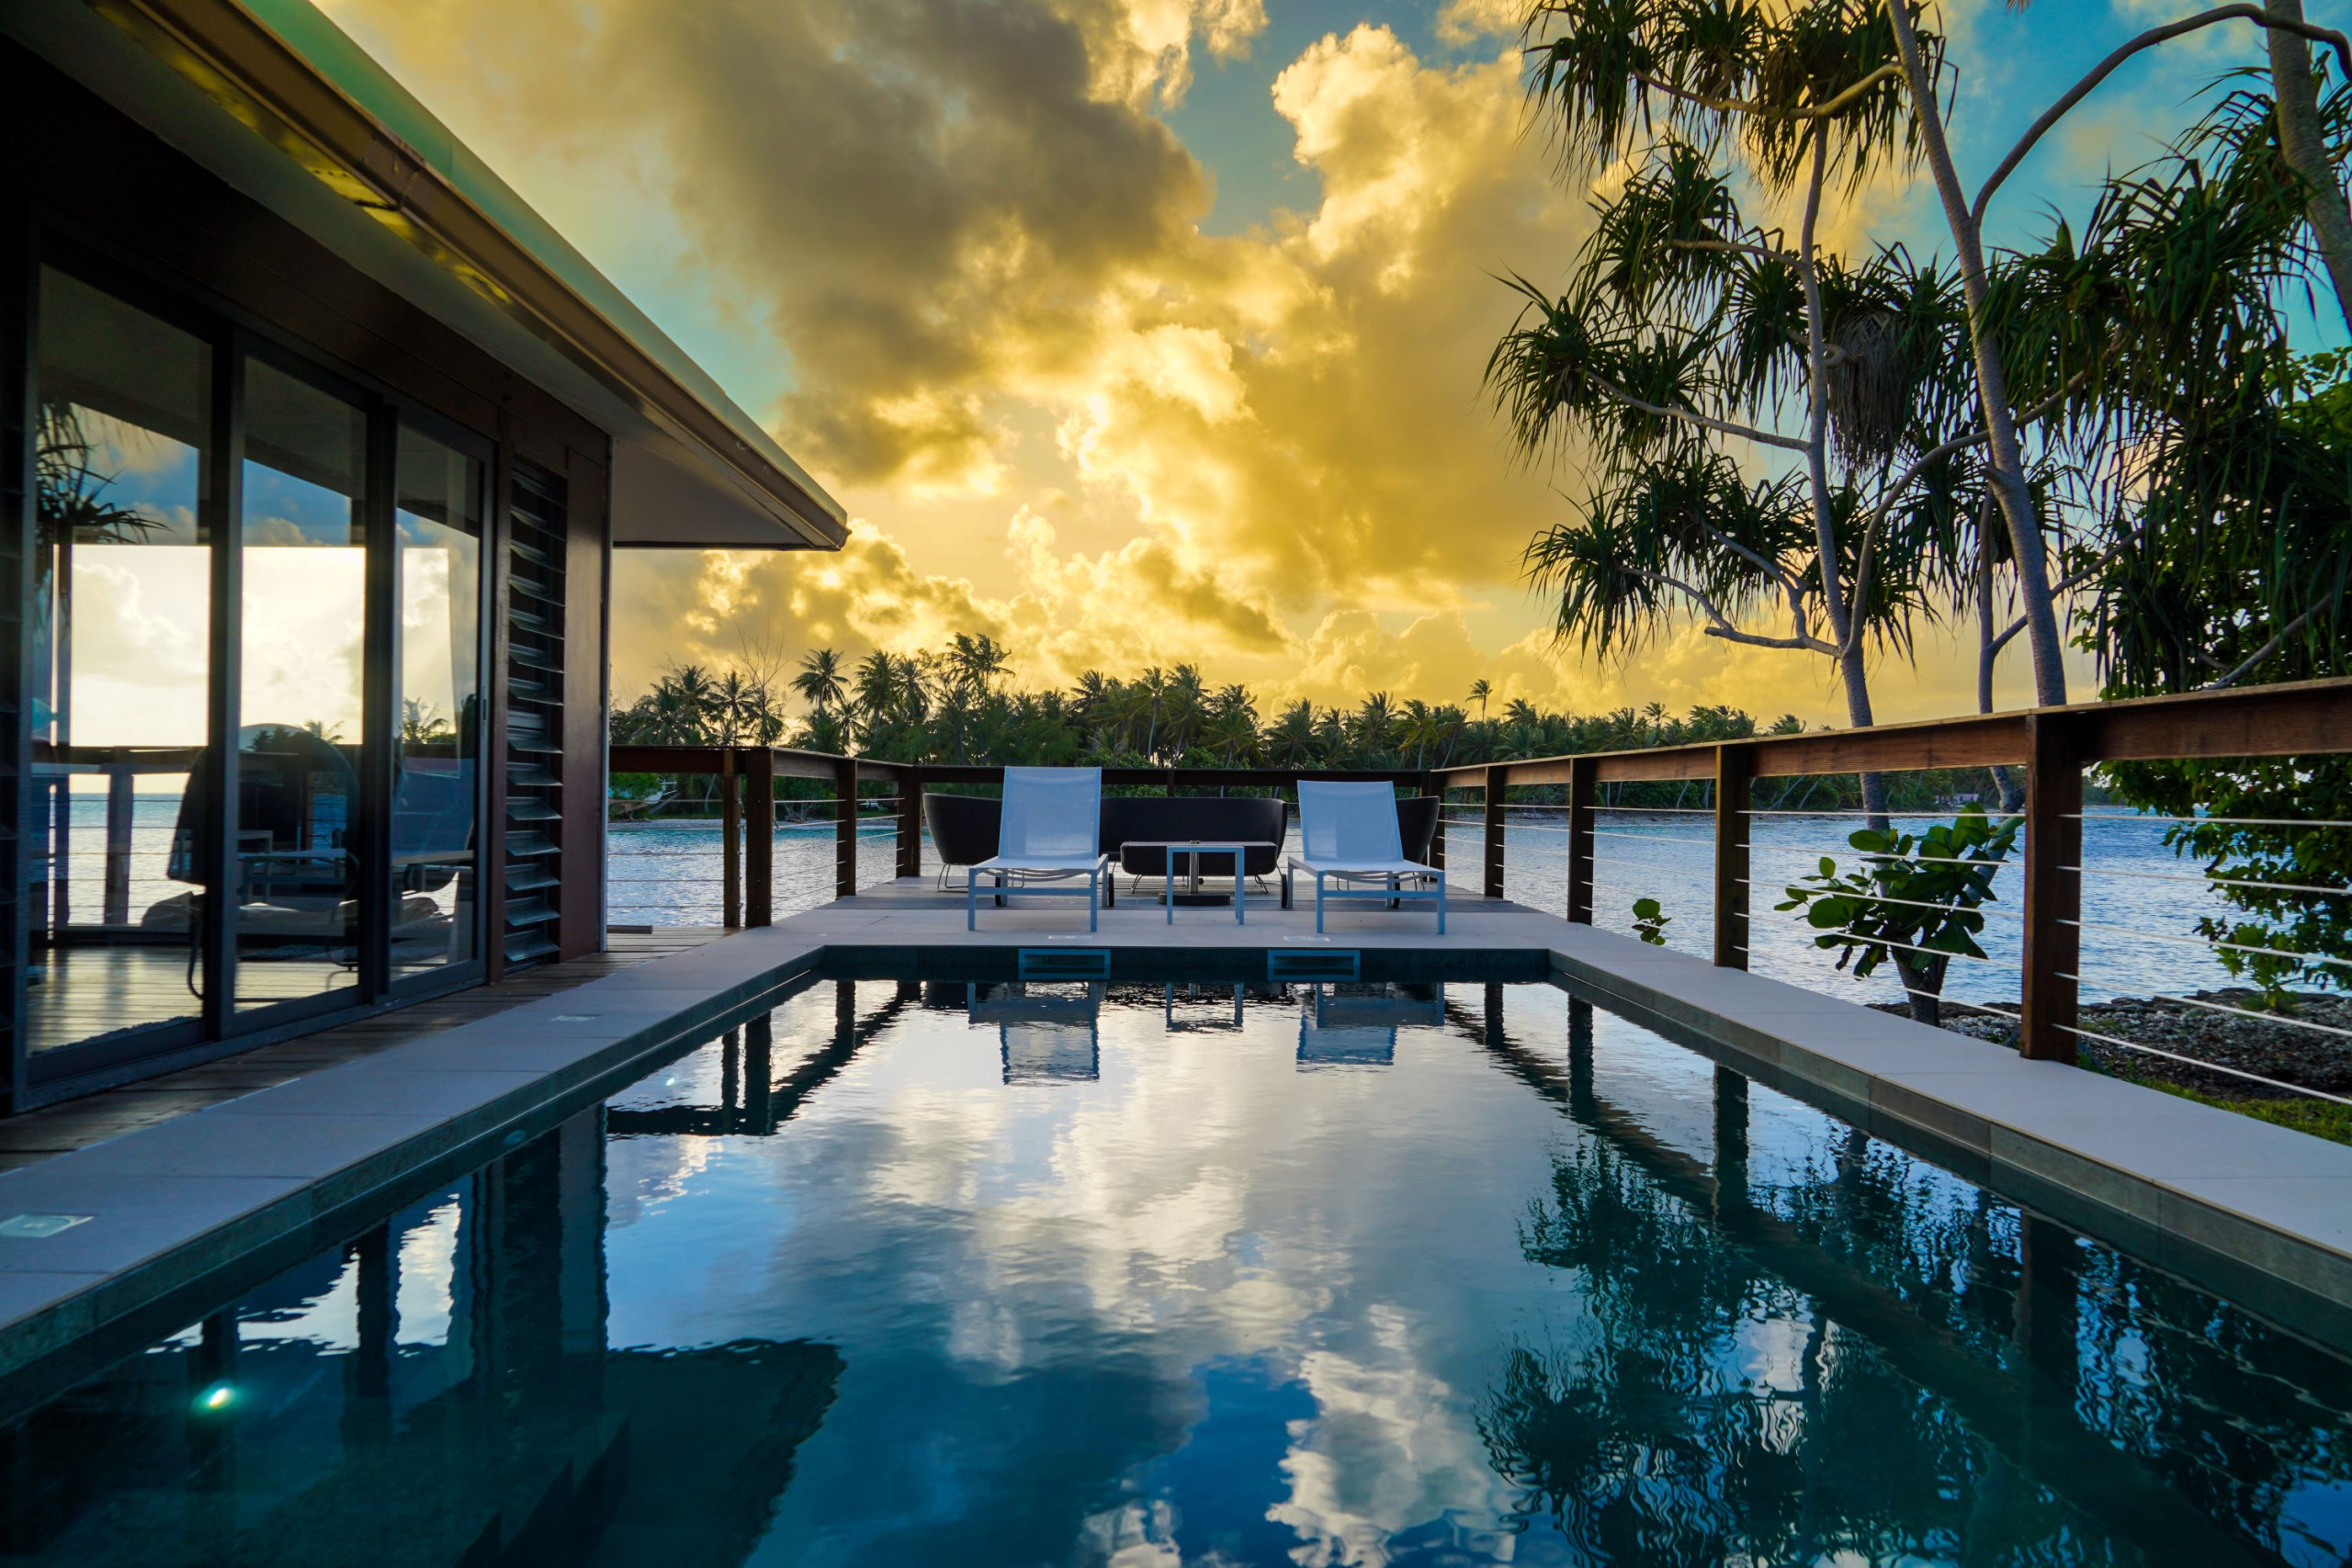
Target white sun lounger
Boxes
[967,767,1114,931]
[1284,781,1445,934]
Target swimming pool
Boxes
[5,975,2348,1565]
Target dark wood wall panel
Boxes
[501,465,569,971]
[0,199,28,1113]
[559,444,608,959]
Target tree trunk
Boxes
[1888,2,2069,709]
[2269,0,2352,333]
[1897,955,1943,1027]
[1977,521,2028,813]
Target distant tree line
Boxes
[609,632,2009,815]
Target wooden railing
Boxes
[1434,677,2352,1063]
[613,678,2352,1067]
[606,747,1440,927]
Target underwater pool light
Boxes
[196,1382,234,1413]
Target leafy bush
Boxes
[1775,807,2021,1025]
[1631,897,1671,946]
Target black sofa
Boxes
[922,792,1440,882]
[1102,797,1286,880]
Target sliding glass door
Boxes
[390,429,485,979]
[235,355,368,1014]
[24,256,491,1085]
[29,268,213,1058]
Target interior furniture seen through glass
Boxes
[232,356,367,1011]
[22,261,493,1075]
[28,266,212,1055]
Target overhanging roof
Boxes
[12,0,846,551]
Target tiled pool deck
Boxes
[0,881,2346,1413]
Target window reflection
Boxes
[392,428,482,975]
[29,268,210,1054]
[233,358,365,1009]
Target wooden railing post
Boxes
[746,747,775,927]
[1566,755,1596,924]
[2020,713,2083,1062]
[1483,764,1507,899]
[1713,744,1751,969]
[898,766,924,881]
[835,756,861,900]
[719,748,741,930]
[1422,772,1444,872]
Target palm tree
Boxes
[1468,678,1493,721]
[852,650,899,729]
[792,647,846,717]
[946,632,1012,695]
[1262,701,1321,769]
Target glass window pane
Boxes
[31,267,211,1055]
[392,427,483,975]
[236,357,365,1010]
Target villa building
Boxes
[0,0,844,1109]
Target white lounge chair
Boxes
[967,767,1114,931]
[1284,782,1446,934]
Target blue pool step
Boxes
[1018,948,1113,980]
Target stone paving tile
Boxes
[214,1066,548,1120]
[54,1111,450,1181]
[0,1174,305,1279]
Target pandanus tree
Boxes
[1487,67,2017,818]
[1511,1,2352,716]
[2027,76,2352,1000]
[1889,0,2352,704]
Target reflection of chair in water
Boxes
[1296,982,1444,1068]
[969,981,1102,1082]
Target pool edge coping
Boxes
[1546,938,2352,1346]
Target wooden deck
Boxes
[0,929,725,1172]
[27,948,365,1056]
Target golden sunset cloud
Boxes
[318,0,2138,724]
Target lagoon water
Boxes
[609,809,2253,1008]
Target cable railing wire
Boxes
[2055,1021,2352,1107]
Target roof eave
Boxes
[86,0,847,549]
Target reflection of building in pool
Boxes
[0,1111,841,1567]
[1295,983,1443,1069]
[605,981,915,1138]
[969,983,1103,1083]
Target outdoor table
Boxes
[1125,840,1275,925]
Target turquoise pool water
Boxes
[4,976,2349,1565]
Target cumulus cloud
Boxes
[1432,0,1528,46]
[330,0,2073,723]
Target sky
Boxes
[311,0,2348,728]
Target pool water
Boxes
[5,976,2350,1566]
